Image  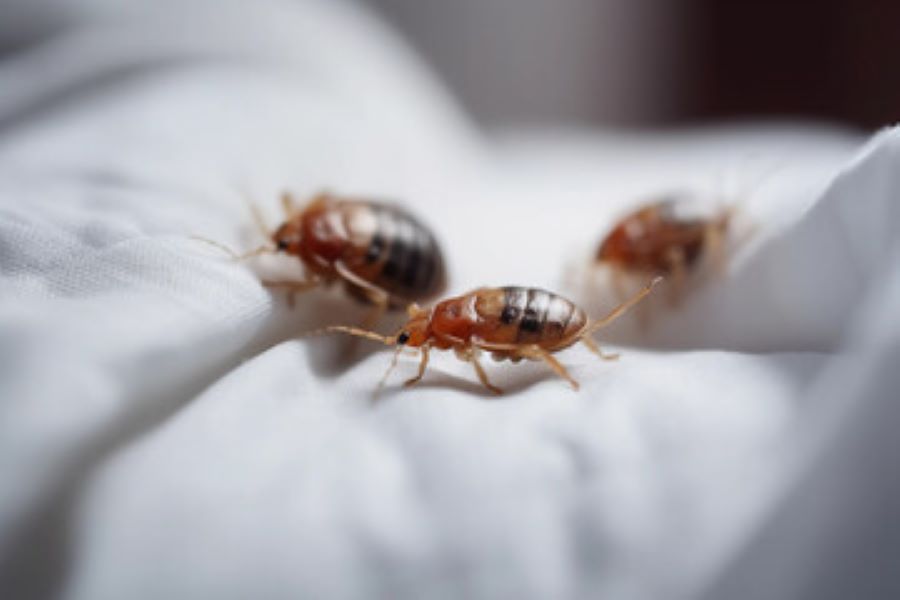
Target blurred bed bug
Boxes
[312,278,659,395]
[595,196,735,305]
[197,191,447,327]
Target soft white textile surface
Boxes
[1,1,898,599]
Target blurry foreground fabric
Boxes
[0,1,898,599]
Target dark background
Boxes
[366,0,900,129]
[688,0,900,128]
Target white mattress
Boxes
[1,1,898,599]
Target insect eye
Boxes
[276,239,290,251]
[397,332,410,345]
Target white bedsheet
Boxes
[1,1,898,599]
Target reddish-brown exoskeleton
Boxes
[197,191,447,327]
[596,196,734,306]
[317,278,659,395]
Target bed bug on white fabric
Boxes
[313,278,659,395]
[595,196,735,306]
[197,191,447,326]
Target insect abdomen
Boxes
[344,202,445,303]
[474,287,586,349]
[597,200,709,273]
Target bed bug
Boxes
[595,196,734,305]
[198,191,447,325]
[315,278,659,395]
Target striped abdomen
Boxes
[339,201,446,304]
[431,287,587,351]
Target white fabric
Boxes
[1,1,898,599]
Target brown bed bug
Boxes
[595,196,734,305]
[198,191,447,326]
[314,278,659,395]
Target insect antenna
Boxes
[586,276,662,335]
[298,325,397,346]
[190,235,275,261]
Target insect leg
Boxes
[334,261,392,308]
[664,248,686,307]
[404,345,431,388]
[471,357,502,395]
[458,348,502,395]
[375,346,404,397]
[280,191,302,218]
[523,345,579,391]
[333,261,394,354]
[261,278,320,308]
[704,217,728,277]
[580,336,619,361]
